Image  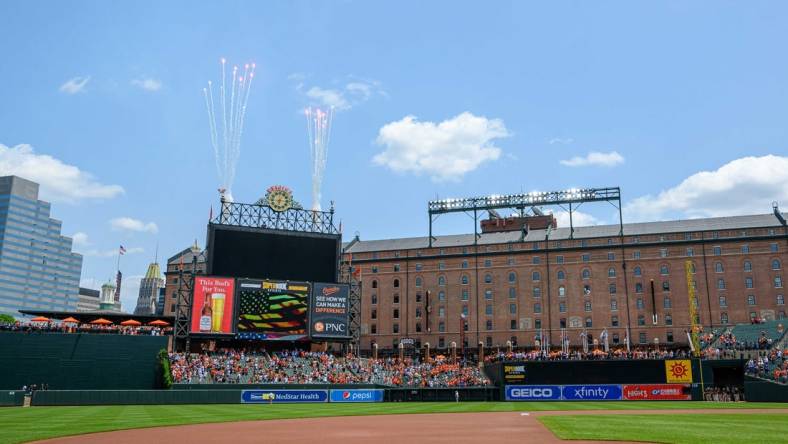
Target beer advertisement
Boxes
[190,277,236,335]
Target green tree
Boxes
[0,313,16,324]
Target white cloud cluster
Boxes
[560,151,625,167]
[625,155,788,221]
[71,232,90,247]
[0,144,124,203]
[552,210,601,228]
[82,246,144,257]
[110,217,159,234]
[59,76,90,94]
[373,112,509,182]
[295,76,385,111]
[131,77,162,92]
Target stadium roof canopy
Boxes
[344,212,787,253]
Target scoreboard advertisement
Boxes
[190,277,236,335]
[309,282,350,339]
[236,279,310,341]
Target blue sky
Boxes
[1,1,787,311]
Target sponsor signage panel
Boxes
[240,390,328,404]
[561,385,622,401]
[623,384,692,401]
[665,360,693,383]
[329,389,385,403]
[190,277,236,335]
[505,385,562,401]
[503,364,526,383]
[310,282,350,339]
[236,279,310,341]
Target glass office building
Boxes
[0,176,82,317]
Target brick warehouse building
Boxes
[344,210,787,352]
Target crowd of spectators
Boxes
[1,321,169,336]
[483,347,692,363]
[169,349,490,387]
[703,386,744,402]
[746,350,788,385]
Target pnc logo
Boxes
[313,322,325,332]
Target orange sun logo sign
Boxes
[665,359,693,383]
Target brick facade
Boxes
[345,218,788,351]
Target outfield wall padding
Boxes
[0,332,168,390]
[743,379,788,403]
[0,391,25,406]
[31,390,242,406]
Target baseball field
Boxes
[3,401,787,444]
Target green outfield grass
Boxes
[0,401,785,444]
[539,413,788,444]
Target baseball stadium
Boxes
[2,186,787,444]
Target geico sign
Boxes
[510,388,554,398]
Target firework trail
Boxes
[203,58,255,202]
[305,106,334,212]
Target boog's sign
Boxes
[505,385,561,401]
[623,384,691,401]
[309,283,350,339]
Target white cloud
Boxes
[625,155,788,222]
[83,246,144,257]
[59,76,90,94]
[305,86,349,110]
[295,76,385,111]
[0,144,124,203]
[131,77,162,92]
[373,112,509,182]
[110,217,159,234]
[560,151,625,167]
[552,210,601,228]
[71,232,90,248]
[549,138,574,145]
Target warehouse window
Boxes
[608,267,616,278]
[715,262,724,273]
[609,283,617,294]
[438,291,446,301]
[634,266,642,277]
[557,270,565,280]
[584,301,592,312]
[461,260,469,269]
[415,277,422,287]
[485,304,493,315]
[745,277,754,289]
[582,269,591,279]
[610,299,617,310]
[719,295,727,307]
[744,261,752,272]
[660,265,669,275]
[585,317,592,328]
[534,303,542,313]
[532,271,541,281]
[721,312,729,324]
[461,275,469,285]
[372,280,378,289]
[773,259,782,270]
[438,276,446,286]
[484,273,493,283]
[509,287,516,299]
[611,316,619,327]
[508,272,517,283]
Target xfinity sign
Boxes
[562,385,622,401]
[505,385,561,401]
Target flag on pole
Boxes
[119,245,127,255]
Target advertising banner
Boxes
[310,283,350,339]
[503,364,526,383]
[505,385,562,401]
[190,277,236,334]
[561,385,622,401]
[665,360,693,383]
[623,384,692,401]
[240,390,328,404]
[236,279,310,341]
[329,389,385,403]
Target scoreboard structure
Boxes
[173,187,359,349]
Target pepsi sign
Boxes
[329,389,384,403]
[505,385,562,401]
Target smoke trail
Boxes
[306,106,334,212]
[203,58,255,201]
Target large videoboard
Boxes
[207,225,339,283]
[236,279,310,341]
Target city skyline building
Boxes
[133,262,164,315]
[0,176,83,318]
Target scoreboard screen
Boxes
[235,279,309,341]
